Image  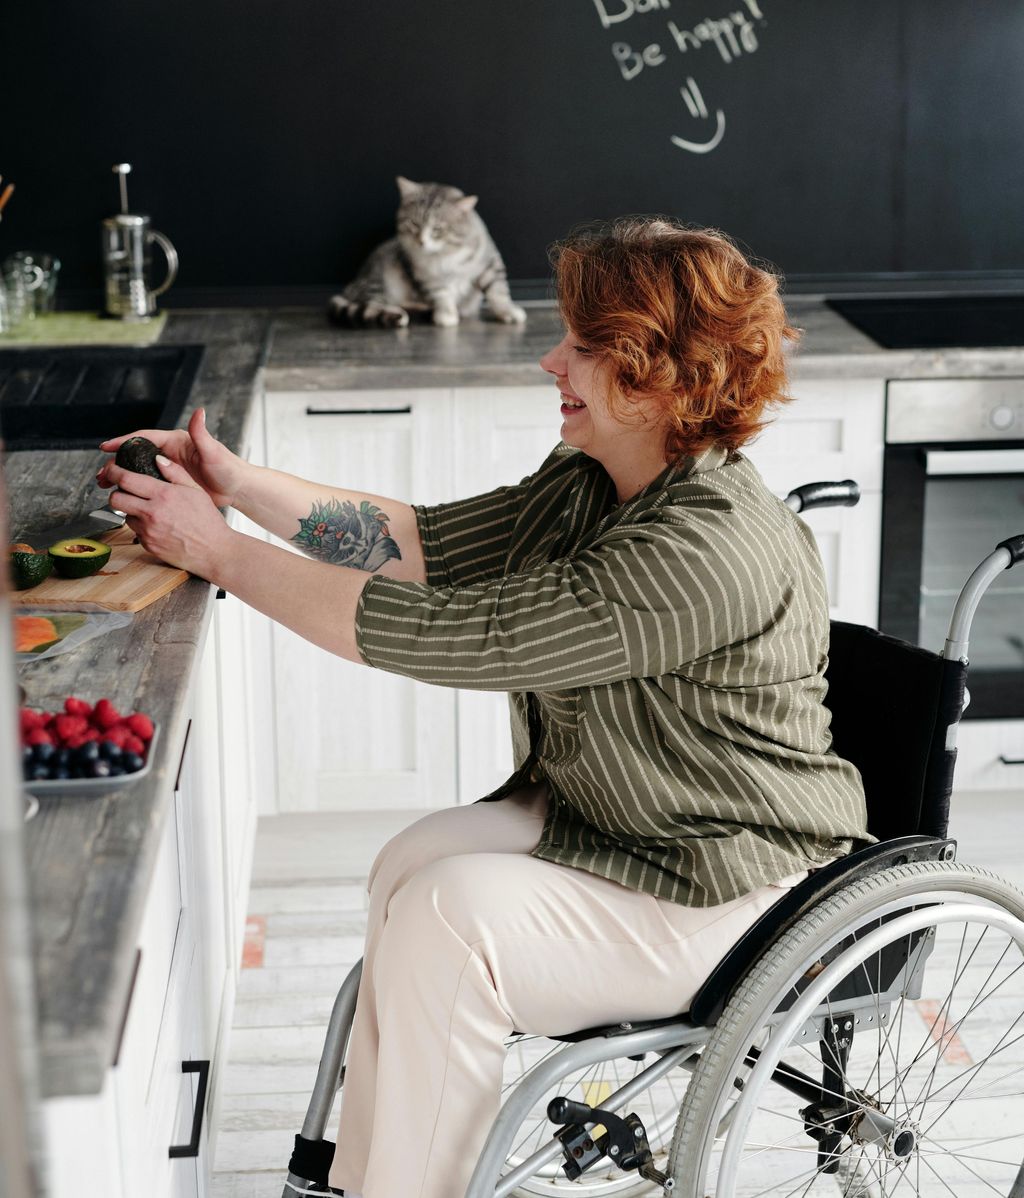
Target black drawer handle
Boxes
[305,405,411,416]
[215,587,227,599]
[169,1059,210,1158]
[999,756,1024,765]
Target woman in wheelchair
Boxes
[100,219,1024,1198]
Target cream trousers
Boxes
[327,781,805,1198]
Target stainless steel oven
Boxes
[880,377,1024,718]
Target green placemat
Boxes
[0,311,167,346]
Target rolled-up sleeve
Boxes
[413,479,529,589]
[354,517,766,691]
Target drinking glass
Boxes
[3,251,61,316]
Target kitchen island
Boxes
[6,297,1024,1128]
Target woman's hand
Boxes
[105,454,237,580]
[97,407,245,510]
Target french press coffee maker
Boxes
[101,163,178,320]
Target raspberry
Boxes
[103,726,130,748]
[19,708,45,733]
[55,714,89,743]
[64,697,92,718]
[63,735,86,750]
[123,734,145,756]
[79,727,100,743]
[125,713,154,741]
[40,712,56,727]
[92,699,122,730]
[25,728,54,746]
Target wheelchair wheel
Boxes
[667,861,1024,1197]
[501,1032,694,1196]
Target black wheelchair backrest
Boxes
[823,621,968,843]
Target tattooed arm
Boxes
[234,465,427,582]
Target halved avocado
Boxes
[115,436,164,480]
[8,544,54,590]
[48,537,113,579]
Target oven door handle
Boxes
[925,449,1024,476]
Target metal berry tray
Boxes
[22,723,160,797]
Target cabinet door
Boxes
[742,378,885,625]
[214,521,261,975]
[451,386,560,801]
[263,389,458,811]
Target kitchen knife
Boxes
[16,504,127,551]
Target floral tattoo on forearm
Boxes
[292,498,402,570]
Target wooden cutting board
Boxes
[12,525,191,612]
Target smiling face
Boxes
[539,329,670,487]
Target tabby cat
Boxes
[328,176,527,328]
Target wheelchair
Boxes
[282,479,1024,1197]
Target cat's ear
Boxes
[396,176,421,199]
[455,194,479,212]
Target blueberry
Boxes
[29,763,51,781]
[55,747,71,768]
[122,753,145,773]
[22,744,33,764]
[51,767,71,780]
[32,742,55,763]
[76,742,100,764]
[99,740,122,760]
[109,764,126,777]
[90,759,112,779]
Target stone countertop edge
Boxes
[264,301,1024,391]
[9,311,272,1099]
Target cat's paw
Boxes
[494,304,527,325]
[432,308,459,328]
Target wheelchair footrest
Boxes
[547,1096,673,1188]
[286,1132,337,1187]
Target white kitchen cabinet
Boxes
[743,376,886,626]
[42,598,258,1198]
[451,386,561,801]
[261,379,890,808]
[262,389,458,811]
[950,720,1024,793]
[449,381,887,800]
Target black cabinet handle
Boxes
[169,1059,210,1158]
[174,719,192,793]
[999,756,1024,765]
[305,405,411,416]
[215,588,226,599]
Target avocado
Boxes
[8,544,54,590]
[115,436,164,480]
[48,538,113,579]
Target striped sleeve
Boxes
[354,516,772,691]
[413,478,530,589]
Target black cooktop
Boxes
[0,344,204,451]
[826,295,1024,349]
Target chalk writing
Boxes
[591,0,767,153]
[672,77,725,153]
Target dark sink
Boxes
[0,344,204,451]
[826,295,1024,349]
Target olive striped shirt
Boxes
[354,441,872,907]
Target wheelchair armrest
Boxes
[687,835,956,1029]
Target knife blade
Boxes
[17,504,127,551]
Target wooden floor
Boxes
[211,790,1024,1197]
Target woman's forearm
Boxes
[211,528,370,663]
[232,462,427,583]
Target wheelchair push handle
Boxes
[783,479,860,513]
[996,532,1024,568]
[946,529,1024,661]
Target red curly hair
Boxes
[550,218,800,460]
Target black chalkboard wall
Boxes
[5,0,1024,301]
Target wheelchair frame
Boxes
[281,479,1024,1198]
